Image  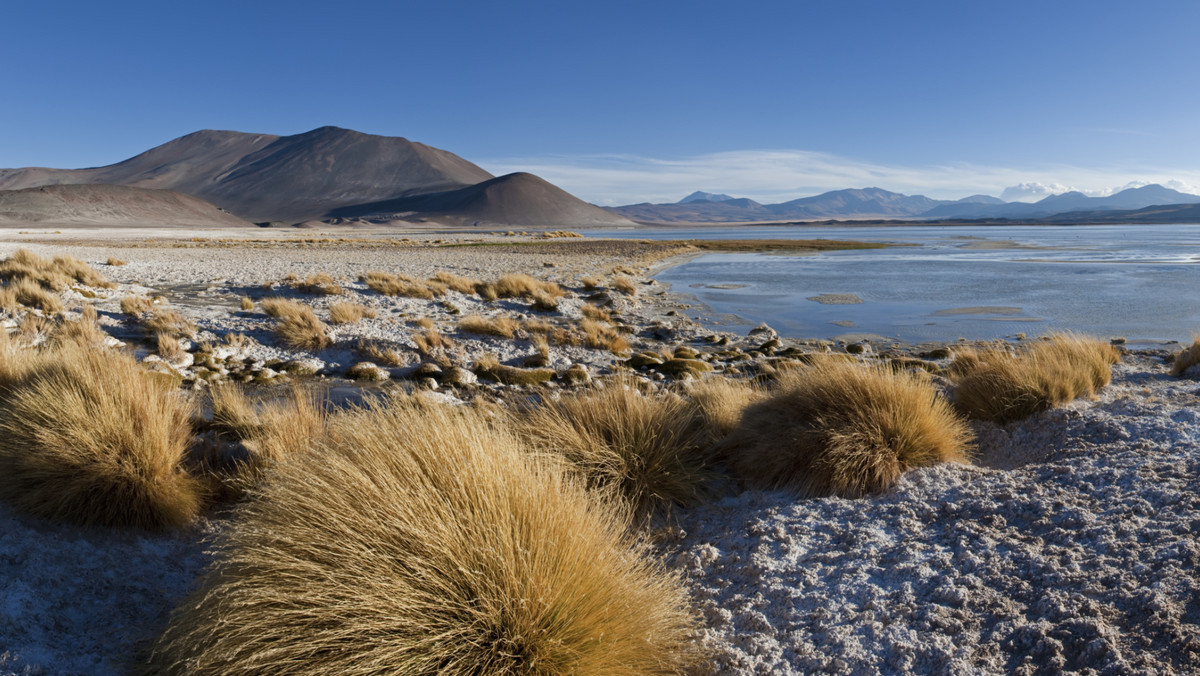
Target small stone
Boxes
[441,366,478,387]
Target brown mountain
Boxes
[0,184,250,227]
[0,126,496,223]
[329,172,635,227]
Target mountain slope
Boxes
[609,187,948,222]
[0,127,495,222]
[0,184,250,227]
[920,184,1200,219]
[329,172,635,227]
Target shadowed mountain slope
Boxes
[0,127,495,222]
[0,184,251,227]
[329,172,636,227]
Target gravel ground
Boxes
[671,353,1200,674]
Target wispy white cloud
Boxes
[477,149,1200,206]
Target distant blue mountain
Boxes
[678,191,736,203]
[919,184,1200,219]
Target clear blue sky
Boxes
[3,0,1199,203]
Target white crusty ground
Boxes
[670,354,1200,674]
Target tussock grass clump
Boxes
[363,270,435,299]
[156,332,184,361]
[0,249,115,291]
[515,377,712,520]
[580,275,600,290]
[951,333,1120,423]
[0,286,17,313]
[328,300,376,325]
[357,338,408,367]
[580,303,611,322]
[142,309,196,338]
[491,273,565,300]
[429,270,482,295]
[294,272,343,296]
[149,397,700,674]
[724,358,974,498]
[529,289,559,312]
[239,296,254,311]
[1171,335,1200,376]
[413,326,451,356]
[458,313,519,338]
[261,298,331,350]
[687,376,763,443]
[121,294,156,316]
[210,384,326,469]
[580,318,631,354]
[0,340,202,528]
[51,306,109,348]
[106,257,127,266]
[11,277,64,313]
[611,275,638,296]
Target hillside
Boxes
[0,184,250,227]
[0,127,495,223]
[329,172,635,227]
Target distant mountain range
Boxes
[608,184,1200,223]
[0,127,633,227]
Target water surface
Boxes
[594,224,1200,343]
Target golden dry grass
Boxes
[458,313,519,338]
[156,332,184,361]
[430,270,482,294]
[106,257,127,266]
[1171,335,1200,376]
[120,294,156,316]
[0,287,16,313]
[0,340,202,528]
[580,303,611,322]
[412,326,451,356]
[580,276,600,290]
[295,272,344,296]
[514,376,712,520]
[686,376,763,443]
[239,296,254,311]
[723,358,974,498]
[11,277,64,313]
[474,354,555,386]
[328,300,376,325]
[141,309,196,338]
[148,397,699,674]
[491,273,565,300]
[580,318,630,354]
[363,270,435,299]
[356,338,408,367]
[611,276,638,296]
[951,333,1120,423]
[261,298,331,350]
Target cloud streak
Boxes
[478,150,1200,205]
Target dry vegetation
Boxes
[686,377,764,443]
[611,275,638,296]
[430,270,482,294]
[120,294,156,316]
[473,354,555,386]
[723,358,974,498]
[515,377,712,520]
[294,272,344,296]
[0,249,114,292]
[1171,335,1200,376]
[141,308,197,339]
[261,298,331,350]
[357,338,408,367]
[0,335,202,528]
[458,313,519,338]
[327,300,376,325]
[951,333,1120,423]
[487,273,565,301]
[204,383,326,487]
[363,270,435,299]
[149,397,699,674]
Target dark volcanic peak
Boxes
[0,184,250,227]
[0,126,495,223]
[332,172,635,227]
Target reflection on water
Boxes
[615,224,1200,343]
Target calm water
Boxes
[590,224,1200,344]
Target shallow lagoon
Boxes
[594,224,1200,344]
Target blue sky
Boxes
[3,0,1199,204]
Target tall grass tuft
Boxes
[1171,334,1200,376]
[514,376,712,520]
[951,333,1120,423]
[262,298,330,350]
[458,313,519,338]
[148,397,700,674]
[363,271,435,299]
[327,300,376,325]
[686,376,763,443]
[723,358,974,498]
[0,340,202,528]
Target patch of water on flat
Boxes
[607,224,1200,343]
